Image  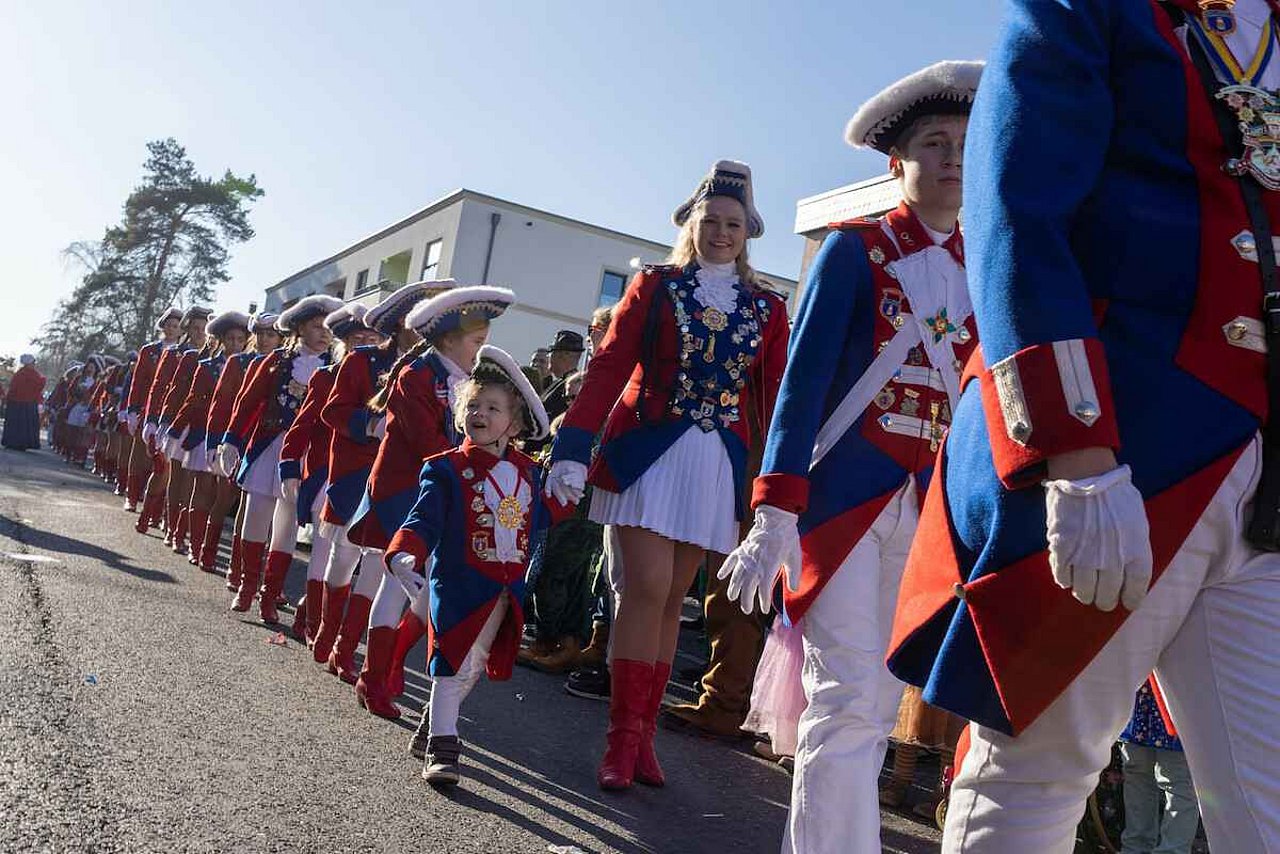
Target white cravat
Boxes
[436,351,469,409]
[482,459,531,562]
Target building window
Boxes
[355,269,370,293]
[421,239,443,279]
[378,250,412,290]
[598,270,628,307]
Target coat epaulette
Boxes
[641,263,684,280]
[750,279,788,302]
[828,217,881,231]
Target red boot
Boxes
[327,593,372,683]
[197,519,221,573]
[186,510,208,563]
[634,661,671,787]
[258,550,293,624]
[231,540,266,612]
[311,583,350,663]
[386,609,427,698]
[226,535,244,591]
[355,626,402,719]
[171,507,189,555]
[125,471,143,512]
[597,659,654,791]
[135,492,162,534]
[304,579,324,646]
[290,597,308,642]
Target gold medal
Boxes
[701,307,729,332]
[497,495,523,530]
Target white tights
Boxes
[241,492,276,543]
[427,595,508,737]
[306,492,331,582]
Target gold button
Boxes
[1227,321,1249,342]
[952,582,966,600]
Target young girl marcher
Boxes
[386,345,566,785]
[546,160,790,791]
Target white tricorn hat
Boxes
[207,310,251,338]
[469,344,550,441]
[845,60,984,155]
[324,302,373,339]
[406,285,515,339]
[154,306,183,330]
[180,305,214,327]
[19,354,35,366]
[277,295,345,332]
[366,279,454,335]
[250,311,279,332]
[672,159,764,239]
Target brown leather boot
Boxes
[576,622,609,670]
[530,636,581,674]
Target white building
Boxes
[793,173,901,300]
[265,189,799,362]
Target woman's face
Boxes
[694,196,748,266]
[297,315,332,351]
[222,328,248,355]
[187,317,208,346]
[440,326,490,371]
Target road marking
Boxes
[4,553,61,564]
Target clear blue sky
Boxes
[0,0,1003,357]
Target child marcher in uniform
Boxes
[386,346,569,786]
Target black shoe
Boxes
[409,718,431,760]
[563,665,610,701]
[423,735,462,787]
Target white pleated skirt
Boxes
[240,433,285,499]
[163,428,188,463]
[185,441,210,474]
[589,425,739,554]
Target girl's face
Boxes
[297,315,332,351]
[222,328,248,355]
[439,326,490,371]
[255,329,283,352]
[464,384,522,449]
[695,196,748,265]
[187,317,208,346]
[895,115,968,214]
[395,327,422,353]
[160,318,181,341]
[345,328,383,349]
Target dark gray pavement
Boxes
[0,446,943,853]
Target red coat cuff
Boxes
[752,473,809,514]
[979,338,1120,489]
[385,529,429,571]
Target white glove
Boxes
[281,478,299,502]
[545,460,587,505]
[141,421,157,443]
[117,410,128,425]
[367,414,387,440]
[719,505,804,616]
[215,444,241,479]
[389,552,426,598]
[126,412,139,435]
[1045,464,1152,613]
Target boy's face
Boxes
[345,328,383,348]
[895,114,968,215]
[464,384,522,448]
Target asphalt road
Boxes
[0,445,943,854]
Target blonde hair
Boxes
[666,199,759,286]
[451,375,530,438]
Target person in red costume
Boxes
[217,295,342,623]
[545,160,790,791]
[153,307,214,553]
[121,308,182,513]
[2,354,45,450]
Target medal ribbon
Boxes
[1187,9,1280,86]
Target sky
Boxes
[0,0,1003,358]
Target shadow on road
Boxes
[0,512,177,584]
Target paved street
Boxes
[0,446,942,854]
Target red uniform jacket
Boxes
[125,341,163,415]
[7,365,46,404]
[142,345,188,426]
[318,345,399,527]
[206,352,259,455]
[279,365,337,524]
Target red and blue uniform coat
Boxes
[551,264,789,520]
[753,204,976,622]
[385,441,572,679]
[142,344,190,428]
[168,354,226,455]
[157,349,203,436]
[124,340,163,418]
[347,350,461,550]
[206,352,259,460]
[887,0,1276,736]
[318,345,400,528]
[279,365,337,524]
[222,348,331,486]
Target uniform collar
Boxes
[457,438,530,476]
[886,201,964,265]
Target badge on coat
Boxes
[880,288,904,323]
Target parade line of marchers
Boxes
[13,2,1280,850]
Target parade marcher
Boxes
[386,345,565,786]
[341,284,512,729]
[155,306,214,553]
[2,354,45,451]
[885,3,1280,851]
[277,302,380,643]
[112,350,139,495]
[210,313,281,589]
[123,307,182,514]
[546,160,790,791]
[93,357,127,485]
[303,281,436,685]
[218,294,342,621]
[46,367,71,456]
[167,310,252,572]
[65,358,102,467]
[717,63,980,852]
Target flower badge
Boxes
[925,307,958,343]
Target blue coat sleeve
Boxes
[754,230,867,513]
[386,458,453,569]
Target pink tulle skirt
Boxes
[742,618,807,757]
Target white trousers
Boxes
[427,595,509,737]
[369,559,407,628]
[945,437,1280,854]
[783,480,917,854]
[241,491,277,543]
